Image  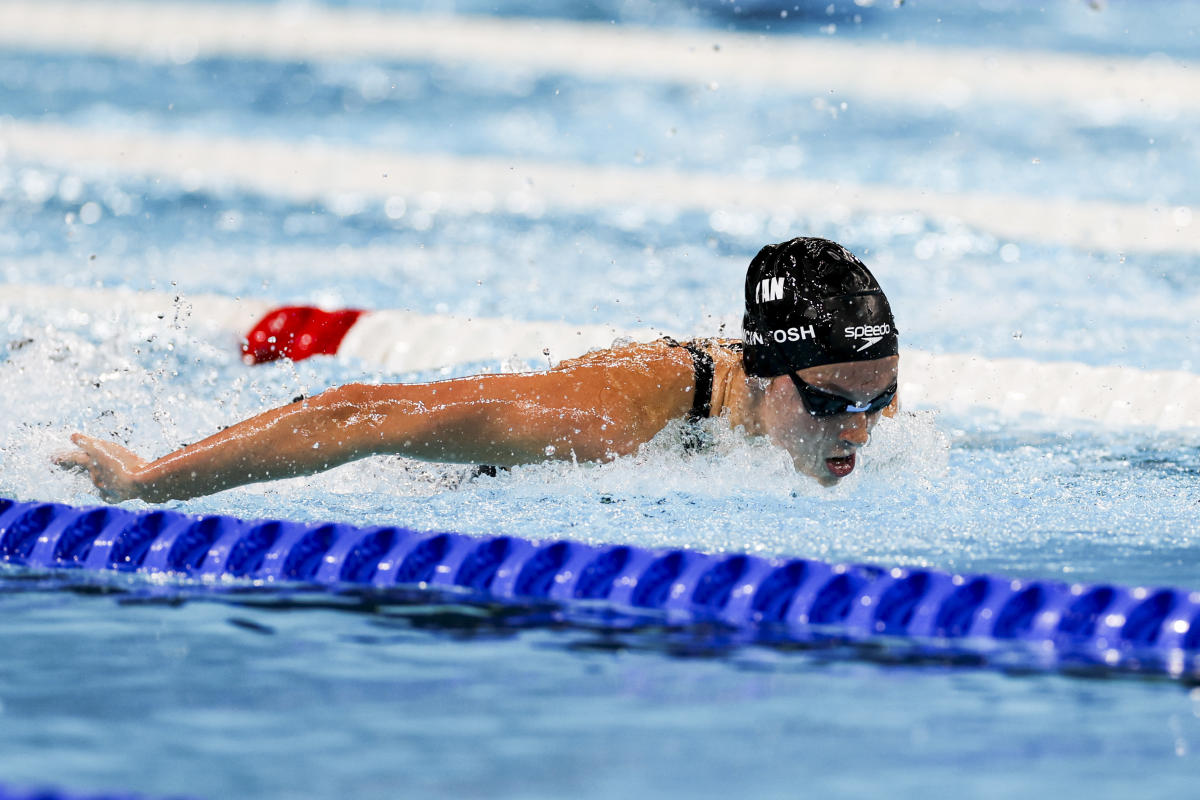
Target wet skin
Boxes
[56,340,898,502]
[750,356,900,486]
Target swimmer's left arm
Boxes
[56,346,692,502]
[58,377,612,503]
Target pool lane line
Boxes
[0,0,1196,118]
[3,282,1199,429]
[2,496,1199,680]
[0,121,1195,256]
[0,785,190,800]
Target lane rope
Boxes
[2,496,1198,678]
[0,786,184,800]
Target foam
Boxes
[4,282,1200,430]
[3,302,1196,589]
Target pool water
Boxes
[1,0,1199,797]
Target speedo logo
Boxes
[755,277,786,303]
[745,326,817,346]
[844,323,891,352]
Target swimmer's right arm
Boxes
[56,353,694,503]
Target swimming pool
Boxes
[0,0,1198,797]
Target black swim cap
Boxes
[741,237,898,377]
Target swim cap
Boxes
[741,237,898,377]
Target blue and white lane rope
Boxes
[3,497,1199,677]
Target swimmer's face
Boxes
[757,355,899,485]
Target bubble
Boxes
[357,67,391,103]
[384,196,407,220]
[168,35,199,65]
[79,202,103,225]
[326,193,366,218]
[58,176,84,204]
[913,237,937,261]
[217,210,245,232]
[20,170,53,205]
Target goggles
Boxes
[787,373,897,419]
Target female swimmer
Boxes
[57,237,900,502]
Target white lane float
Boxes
[3,283,1198,430]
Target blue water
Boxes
[1,0,1199,797]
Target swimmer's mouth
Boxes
[825,453,856,478]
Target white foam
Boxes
[4,298,1195,568]
[1,120,1194,255]
[4,282,1199,430]
[899,350,1200,430]
[0,283,270,333]
[0,0,1196,117]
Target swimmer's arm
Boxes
[58,360,687,503]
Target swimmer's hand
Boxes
[55,433,149,503]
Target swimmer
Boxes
[57,237,900,503]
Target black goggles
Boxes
[786,373,897,419]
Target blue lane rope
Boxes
[2,496,1199,677]
[0,784,191,800]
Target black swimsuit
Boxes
[664,337,743,451]
[663,337,714,421]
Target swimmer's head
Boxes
[752,354,899,485]
[740,237,899,484]
[742,237,898,376]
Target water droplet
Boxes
[79,202,102,225]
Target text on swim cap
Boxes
[765,326,817,343]
[755,277,786,303]
[844,323,891,352]
[843,324,891,339]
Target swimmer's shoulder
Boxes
[686,337,743,357]
[554,336,743,378]
[554,337,692,375]
[552,338,700,417]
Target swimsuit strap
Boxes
[683,342,715,421]
[663,337,715,421]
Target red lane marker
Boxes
[241,306,364,364]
